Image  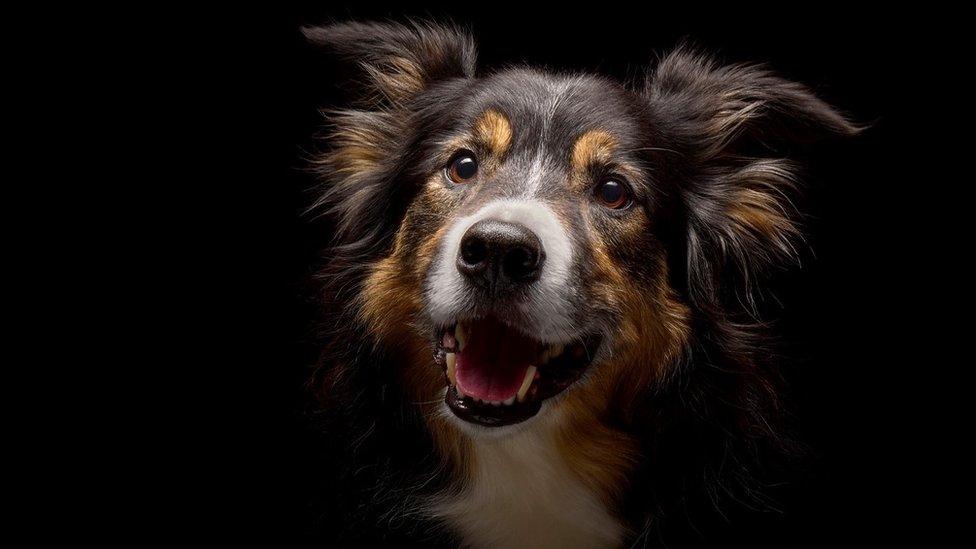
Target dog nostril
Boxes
[458,234,489,274]
[502,245,539,281]
[461,238,488,264]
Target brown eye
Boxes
[594,179,631,209]
[446,152,478,184]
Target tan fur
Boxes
[724,160,800,246]
[473,109,513,159]
[364,55,426,103]
[587,209,691,390]
[571,130,617,173]
[311,110,401,237]
[552,398,640,503]
[568,130,645,198]
[358,179,473,475]
[320,111,396,177]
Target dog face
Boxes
[413,73,693,429]
[307,22,856,433]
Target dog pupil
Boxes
[455,157,477,179]
[601,181,622,204]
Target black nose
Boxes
[457,219,545,290]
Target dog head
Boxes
[307,22,857,434]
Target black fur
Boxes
[303,20,858,546]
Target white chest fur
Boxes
[432,418,624,549]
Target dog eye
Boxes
[446,152,478,184]
[594,179,631,209]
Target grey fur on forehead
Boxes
[459,68,644,153]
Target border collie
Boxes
[304,20,857,548]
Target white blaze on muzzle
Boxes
[426,198,576,342]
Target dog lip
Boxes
[435,320,601,427]
[445,385,542,427]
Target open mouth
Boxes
[434,317,601,427]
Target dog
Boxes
[303,20,857,548]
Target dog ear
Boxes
[304,21,477,242]
[303,20,477,109]
[645,47,860,306]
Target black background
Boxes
[200,3,950,547]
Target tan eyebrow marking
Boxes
[571,130,617,172]
[473,109,513,158]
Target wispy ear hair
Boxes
[645,47,861,307]
[303,20,476,110]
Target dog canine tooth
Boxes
[502,396,515,406]
[446,352,457,385]
[516,365,537,402]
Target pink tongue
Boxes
[455,317,535,402]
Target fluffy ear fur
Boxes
[303,20,477,109]
[645,48,860,306]
[303,21,477,268]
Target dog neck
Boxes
[430,401,637,548]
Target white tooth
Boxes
[517,365,537,402]
[491,400,502,407]
[455,323,467,351]
[446,353,456,385]
[503,396,515,406]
